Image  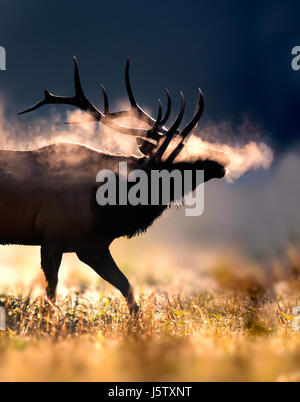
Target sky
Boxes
[0,0,300,152]
[0,0,299,274]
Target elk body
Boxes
[5,58,228,314]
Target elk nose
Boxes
[216,165,226,178]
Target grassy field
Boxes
[1,256,300,382]
[0,240,300,382]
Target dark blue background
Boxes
[0,0,300,152]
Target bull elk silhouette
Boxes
[10,58,228,314]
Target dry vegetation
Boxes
[1,246,300,382]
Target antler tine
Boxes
[166,89,204,163]
[179,88,204,141]
[148,99,162,134]
[102,57,166,126]
[66,82,109,124]
[109,90,170,138]
[136,100,163,156]
[100,85,109,114]
[73,57,85,99]
[155,91,185,161]
[123,58,170,133]
[125,57,137,108]
[160,89,171,126]
[18,90,52,115]
[125,58,155,126]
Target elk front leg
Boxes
[40,245,63,301]
[76,247,139,315]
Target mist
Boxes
[148,148,300,257]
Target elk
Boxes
[6,57,229,314]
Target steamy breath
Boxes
[0,104,273,182]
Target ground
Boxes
[1,288,300,381]
[0,242,300,381]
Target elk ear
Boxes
[136,137,157,156]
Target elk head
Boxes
[19,57,229,189]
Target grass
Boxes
[1,286,300,381]
[0,242,300,382]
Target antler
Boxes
[19,57,204,161]
[101,58,171,134]
[19,57,155,137]
[165,89,204,163]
